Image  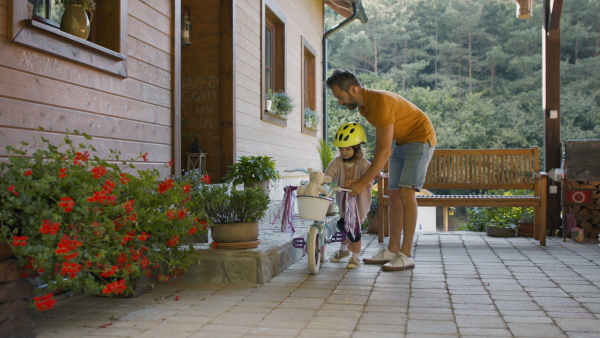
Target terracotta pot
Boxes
[367,214,378,234]
[486,226,516,237]
[211,222,259,243]
[517,221,534,237]
[60,4,92,39]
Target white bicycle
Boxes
[292,187,349,274]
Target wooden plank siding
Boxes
[0,0,180,178]
[235,0,324,180]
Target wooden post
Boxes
[443,207,448,232]
[220,0,236,181]
[542,0,563,231]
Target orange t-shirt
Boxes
[358,89,437,147]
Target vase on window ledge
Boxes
[60,4,93,39]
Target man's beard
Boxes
[344,103,357,110]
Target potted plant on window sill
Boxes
[55,0,96,39]
[265,90,295,119]
[223,155,280,195]
[304,108,319,131]
[192,184,270,249]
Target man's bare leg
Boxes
[398,187,417,257]
[387,189,403,253]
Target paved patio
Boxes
[33,232,600,338]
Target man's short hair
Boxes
[325,69,361,91]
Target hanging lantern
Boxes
[181,6,192,45]
[514,0,534,19]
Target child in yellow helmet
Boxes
[324,122,373,269]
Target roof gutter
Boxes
[322,0,367,140]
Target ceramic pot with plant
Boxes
[223,155,280,194]
[55,0,96,39]
[517,207,534,237]
[366,192,379,233]
[266,90,295,118]
[192,184,269,248]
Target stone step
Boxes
[182,201,339,284]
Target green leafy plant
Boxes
[317,138,335,172]
[192,184,269,223]
[266,90,295,117]
[55,0,96,11]
[304,108,319,130]
[368,190,378,216]
[460,189,534,231]
[223,156,280,187]
[0,130,206,310]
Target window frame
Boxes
[301,37,317,136]
[261,0,286,126]
[9,0,128,77]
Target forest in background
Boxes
[325,0,599,161]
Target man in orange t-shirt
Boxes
[325,69,436,271]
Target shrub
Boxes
[192,184,269,223]
[0,130,206,310]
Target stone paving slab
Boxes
[33,232,600,337]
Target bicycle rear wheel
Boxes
[307,226,321,274]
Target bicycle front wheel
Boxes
[307,226,321,274]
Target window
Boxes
[301,37,317,136]
[10,0,128,77]
[262,1,286,126]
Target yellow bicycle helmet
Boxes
[333,122,367,147]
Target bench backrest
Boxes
[423,147,540,190]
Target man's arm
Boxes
[348,123,393,196]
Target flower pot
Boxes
[248,180,269,195]
[517,221,534,237]
[367,214,378,234]
[265,99,273,112]
[60,4,92,39]
[486,226,516,237]
[211,222,259,243]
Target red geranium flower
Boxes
[142,152,148,162]
[24,169,33,176]
[166,235,179,247]
[58,168,67,179]
[138,232,151,241]
[73,151,90,165]
[34,294,57,311]
[210,241,218,250]
[12,236,28,247]
[91,165,107,179]
[40,220,61,235]
[201,174,211,184]
[187,227,198,235]
[102,279,127,295]
[59,197,75,212]
[7,185,19,196]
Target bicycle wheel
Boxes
[307,226,321,274]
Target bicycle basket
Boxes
[297,195,332,221]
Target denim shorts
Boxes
[388,141,434,192]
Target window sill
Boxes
[11,19,127,77]
[262,110,288,127]
[301,125,317,136]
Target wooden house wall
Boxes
[180,0,223,180]
[0,0,176,178]
[235,0,324,179]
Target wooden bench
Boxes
[378,147,548,245]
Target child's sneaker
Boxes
[362,247,395,264]
[330,250,350,262]
[382,252,415,271]
[346,256,362,269]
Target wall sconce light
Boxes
[182,6,192,45]
[514,0,533,19]
[186,138,207,173]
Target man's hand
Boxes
[348,179,368,197]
